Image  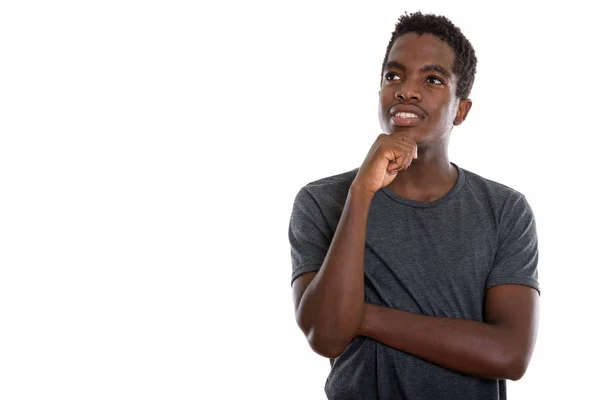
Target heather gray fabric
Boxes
[288,164,539,400]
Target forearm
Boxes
[298,186,373,356]
[358,304,522,380]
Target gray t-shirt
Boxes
[288,164,539,400]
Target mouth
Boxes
[389,105,425,127]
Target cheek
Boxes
[378,89,388,105]
[378,88,396,111]
[378,93,389,116]
[436,102,458,124]
[439,108,454,121]
[378,94,393,132]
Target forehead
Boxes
[387,33,455,73]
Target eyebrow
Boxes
[384,61,451,78]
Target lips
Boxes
[389,104,425,127]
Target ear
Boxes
[454,98,472,126]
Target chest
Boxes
[363,203,498,320]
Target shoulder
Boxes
[294,168,359,208]
[459,167,534,226]
[461,167,527,206]
[303,168,359,193]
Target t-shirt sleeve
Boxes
[288,187,333,285]
[486,193,540,295]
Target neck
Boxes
[387,145,457,202]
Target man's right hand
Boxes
[352,133,418,195]
[293,135,414,358]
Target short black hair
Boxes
[381,12,477,99]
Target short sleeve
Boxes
[486,194,540,295]
[288,187,333,285]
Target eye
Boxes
[385,72,401,81]
[426,76,444,85]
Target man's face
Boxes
[378,33,471,146]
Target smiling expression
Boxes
[378,33,472,147]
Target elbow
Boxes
[295,315,347,358]
[505,358,528,381]
[493,337,534,381]
[502,350,531,381]
[306,330,349,359]
[295,310,356,359]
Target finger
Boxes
[389,136,417,155]
[393,154,406,172]
[391,138,417,163]
[392,147,408,170]
[387,160,401,172]
[385,137,417,169]
[402,151,412,170]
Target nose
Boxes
[394,84,422,102]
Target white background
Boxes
[1,1,598,399]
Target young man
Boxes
[288,12,540,400]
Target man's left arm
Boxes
[357,283,540,380]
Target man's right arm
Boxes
[291,133,418,358]
[292,186,373,358]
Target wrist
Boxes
[357,303,371,336]
[349,183,376,201]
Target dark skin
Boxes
[378,33,470,202]
[292,33,539,380]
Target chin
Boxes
[388,126,422,139]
